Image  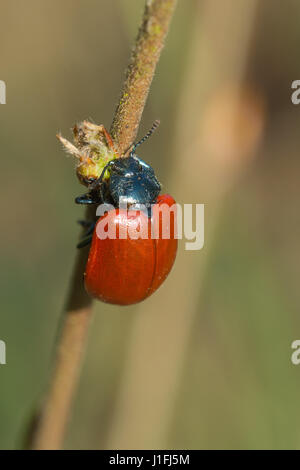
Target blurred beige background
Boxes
[1,0,300,449]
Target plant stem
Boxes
[110,0,177,154]
[28,0,177,450]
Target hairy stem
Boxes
[28,0,177,450]
[110,0,177,154]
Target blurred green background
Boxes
[1,0,300,449]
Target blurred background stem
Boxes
[28,0,177,450]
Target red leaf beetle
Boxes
[75,121,178,305]
[84,194,177,305]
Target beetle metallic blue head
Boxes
[75,121,161,208]
[100,154,160,207]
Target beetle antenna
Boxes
[130,120,160,156]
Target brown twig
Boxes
[28,0,177,450]
[110,0,177,154]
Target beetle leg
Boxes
[77,219,92,228]
[84,222,96,237]
[75,192,102,205]
[88,160,115,201]
[77,220,96,236]
[77,220,96,248]
[77,234,93,249]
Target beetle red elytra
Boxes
[85,194,177,305]
[58,121,177,305]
